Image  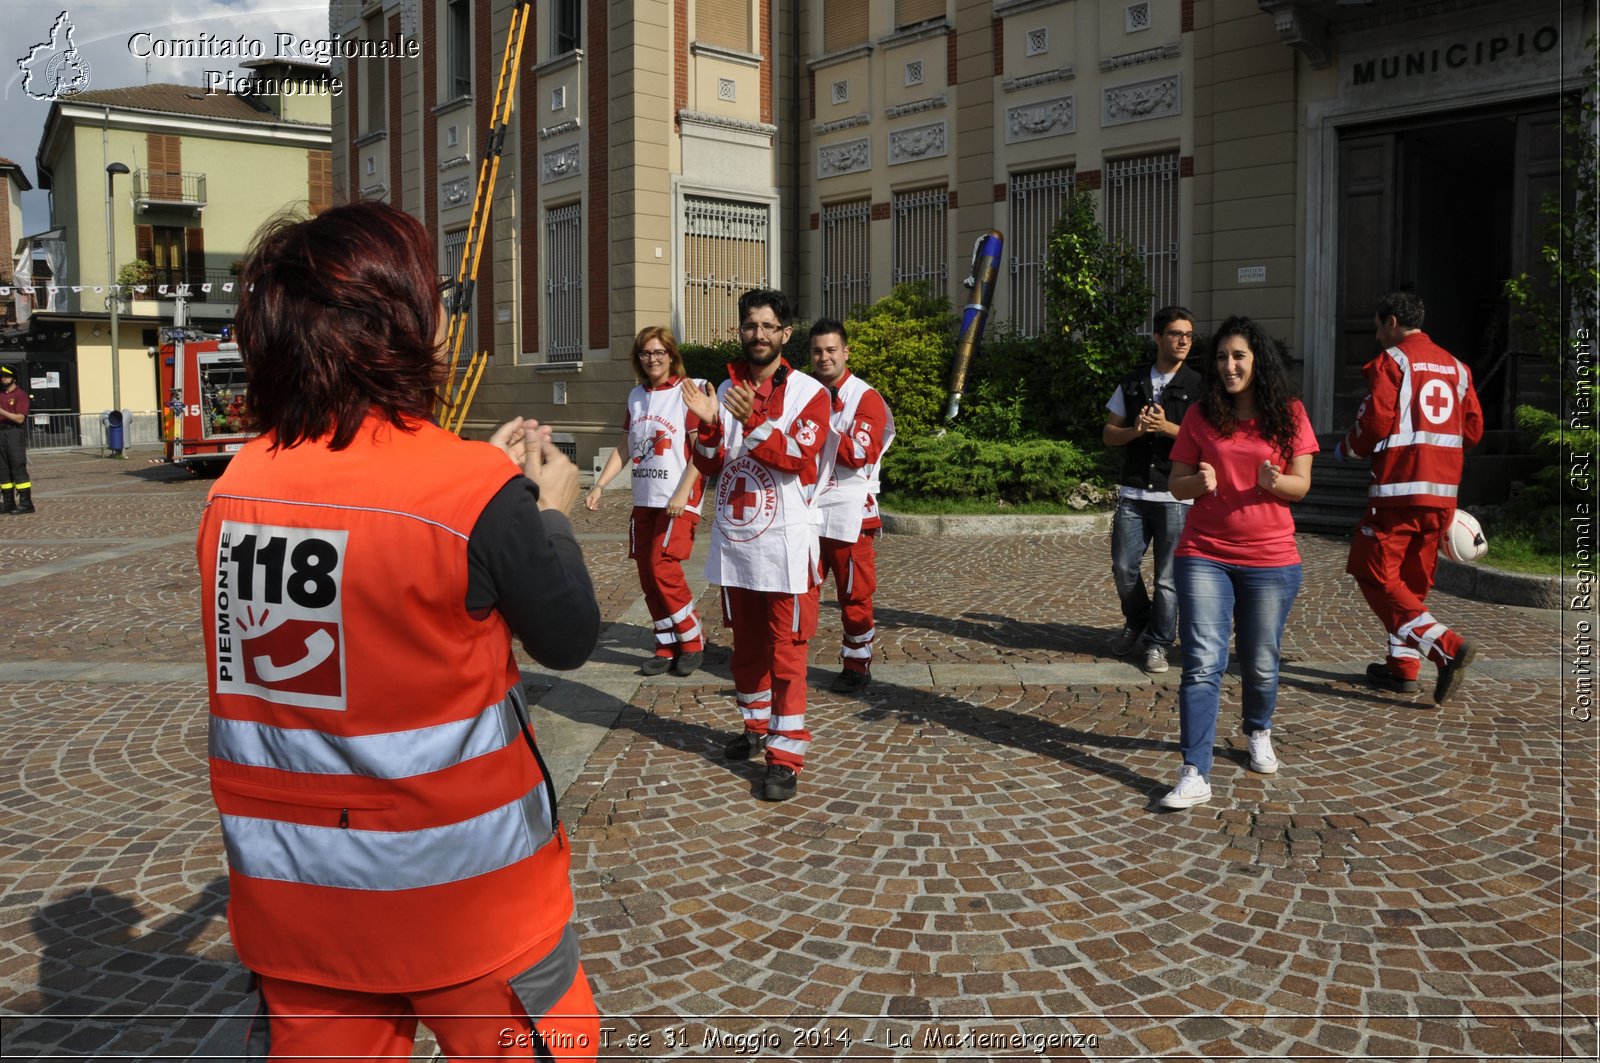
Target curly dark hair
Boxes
[1198,315,1301,463]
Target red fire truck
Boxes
[159,327,255,472]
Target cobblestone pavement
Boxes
[0,449,1594,1060]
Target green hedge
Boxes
[879,430,1099,505]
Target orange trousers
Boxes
[252,928,599,1060]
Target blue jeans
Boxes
[1175,556,1303,776]
[1110,497,1188,648]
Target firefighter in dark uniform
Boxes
[0,364,34,515]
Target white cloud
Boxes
[2,1,329,235]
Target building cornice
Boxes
[677,110,778,139]
[690,41,764,68]
[807,44,874,72]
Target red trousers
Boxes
[722,584,819,771]
[254,927,599,1060]
[819,530,879,674]
[630,506,703,658]
[1346,506,1465,679]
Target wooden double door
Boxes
[1334,100,1564,432]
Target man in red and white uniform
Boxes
[1337,290,1484,705]
[683,288,831,802]
[808,319,895,693]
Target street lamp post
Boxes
[105,161,129,456]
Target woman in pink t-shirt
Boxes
[1158,315,1319,811]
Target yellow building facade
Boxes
[331,0,1584,471]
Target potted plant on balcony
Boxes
[116,260,154,310]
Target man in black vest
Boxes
[1101,307,1202,672]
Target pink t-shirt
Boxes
[1170,400,1319,567]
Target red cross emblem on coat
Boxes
[1419,379,1454,425]
[716,460,777,541]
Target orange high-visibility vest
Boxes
[198,415,574,993]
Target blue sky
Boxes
[3,1,329,235]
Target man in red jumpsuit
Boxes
[1336,291,1483,705]
[683,289,831,801]
[808,319,895,693]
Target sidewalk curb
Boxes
[882,510,1112,537]
[1435,554,1564,610]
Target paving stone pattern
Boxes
[0,450,1593,1060]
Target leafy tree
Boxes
[1501,36,1598,513]
[1041,191,1156,443]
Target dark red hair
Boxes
[235,201,444,450]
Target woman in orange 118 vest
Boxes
[196,200,602,1060]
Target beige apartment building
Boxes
[331,0,1587,469]
[4,63,332,440]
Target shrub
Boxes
[841,283,954,439]
[879,430,1098,505]
[1040,192,1155,443]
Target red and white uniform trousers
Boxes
[722,582,820,772]
[1347,507,1465,681]
[819,529,879,675]
[630,507,704,661]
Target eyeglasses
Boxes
[739,321,789,335]
[1162,330,1194,342]
[639,349,671,361]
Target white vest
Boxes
[626,379,705,512]
[816,375,896,542]
[704,371,829,593]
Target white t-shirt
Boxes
[1107,366,1189,505]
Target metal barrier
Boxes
[28,411,163,452]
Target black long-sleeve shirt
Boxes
[465,478,600,670]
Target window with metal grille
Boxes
[1103,151,1179,334]
[820,199,871,321]
[546,203,584,362]
[823,0,868,51]
[681,196,770,345]
[1008,166,1075,336]
[442,228,478,358]
[892,187,949,293]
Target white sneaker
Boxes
[1142,645,1169,673]
[1247,728,1279,774]
[1159,765,1212,809]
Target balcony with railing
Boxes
[132,169,207,209]
[136,268,241,304]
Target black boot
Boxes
[0,488,14,515]
[14,487,34,514]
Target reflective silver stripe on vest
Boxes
[220,787,554,891]
[1372,430,1465,453]
[210,691,524,780]
[1370,480,1459,498]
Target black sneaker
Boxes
[1110,624,1143,657]
[725,731,765,760]
[829,668,870,693]
[1433,641,1477,705]
[640,656,673,676]
[1365,663,1419,694]
[669,651,703,677]
[762,765,798,801]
